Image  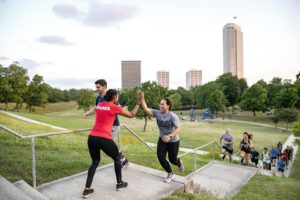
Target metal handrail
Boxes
[178,140,222,171]
[178,140,216,158]
[120,124,156,153]
[0,123,156,188]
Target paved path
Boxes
[0,110,68,131]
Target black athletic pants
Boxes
[157,137,181,173]
[85,135,122,188]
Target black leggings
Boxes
[85,135,122,188]
[157,137,181,173]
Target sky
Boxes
[0,0,299,90]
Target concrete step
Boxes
[0,175,33,200]
[37,163,192,200]
[187,161,258,198]
[14,180,49,200]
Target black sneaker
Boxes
[82,188,94,198]
[116,181,128,191]
[121,158,129,168]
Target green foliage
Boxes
[25,75,50,113]
[191,81,226,115]
[292,117,300,136]
[169,93,182,110]
[0,65,13,110]
[265,77,283,108]
[276,83,299,108]
[0,63,29,111]
[240,83,267,119]
[48,87,69,103]
[6,62,30,111]
[76,89,96,112]
[274,108,299,131]
[173,87,193,107]
[120,81,168,131]
[206,89,226,114]
[216,73,242,107]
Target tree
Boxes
[6,62,29,111]
[0,65,13,110]
[240,83,267,121]
[275,108,299,131]
[191,81,226,116]
[294,79,300,109]
[266,77,283,109]
[48,87,67,103]
[276,83,298,108]
[169,93,182,110]
[124,81,168,132]
[25,75,50,112]
[174,87,193,107]
[77,89,95,113]
[216,73,240,108]
[293,116,300,136]
[206,89,226,116]
[238,78,248,100]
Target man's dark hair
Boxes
[95,79,107,87]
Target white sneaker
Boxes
[164,173,175,183]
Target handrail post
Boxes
[31,137,36,188]
[118,127,121,150]
[212,142,215,161]
[194,149,197,171]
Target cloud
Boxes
[18,58,40,68]
[37,35,74,46]
[0,56,10,60]
[83,2,138,27]
[52,1,138,28]
[47,77,97,88]
[52,4,80,19]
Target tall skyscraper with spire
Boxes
[223,23,244,78]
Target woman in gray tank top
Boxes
[138,90,184,183]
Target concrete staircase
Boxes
[0,176,49,200]
[0,161,265,200]
[0,163,192,200]
[187,161,258,198]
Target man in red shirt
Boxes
[83,89,140,198]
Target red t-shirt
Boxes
[90,102,122,139]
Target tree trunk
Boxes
[286,123,289,132]
[253,111,256,121]
[143,116,148,132]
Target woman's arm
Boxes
[85,107,96,118]
[138,91,153,117]
[119,104,140,118]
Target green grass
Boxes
[233,175,300,200]
[10,108,289,154]
[161,191,219,200]
[0,113,56,135]
[290,140,300,179]
[0,102,77,114]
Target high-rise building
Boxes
[121,60,141,89]
[186,69,202,89]
[156,70,169,88]
[223,23,243,78]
